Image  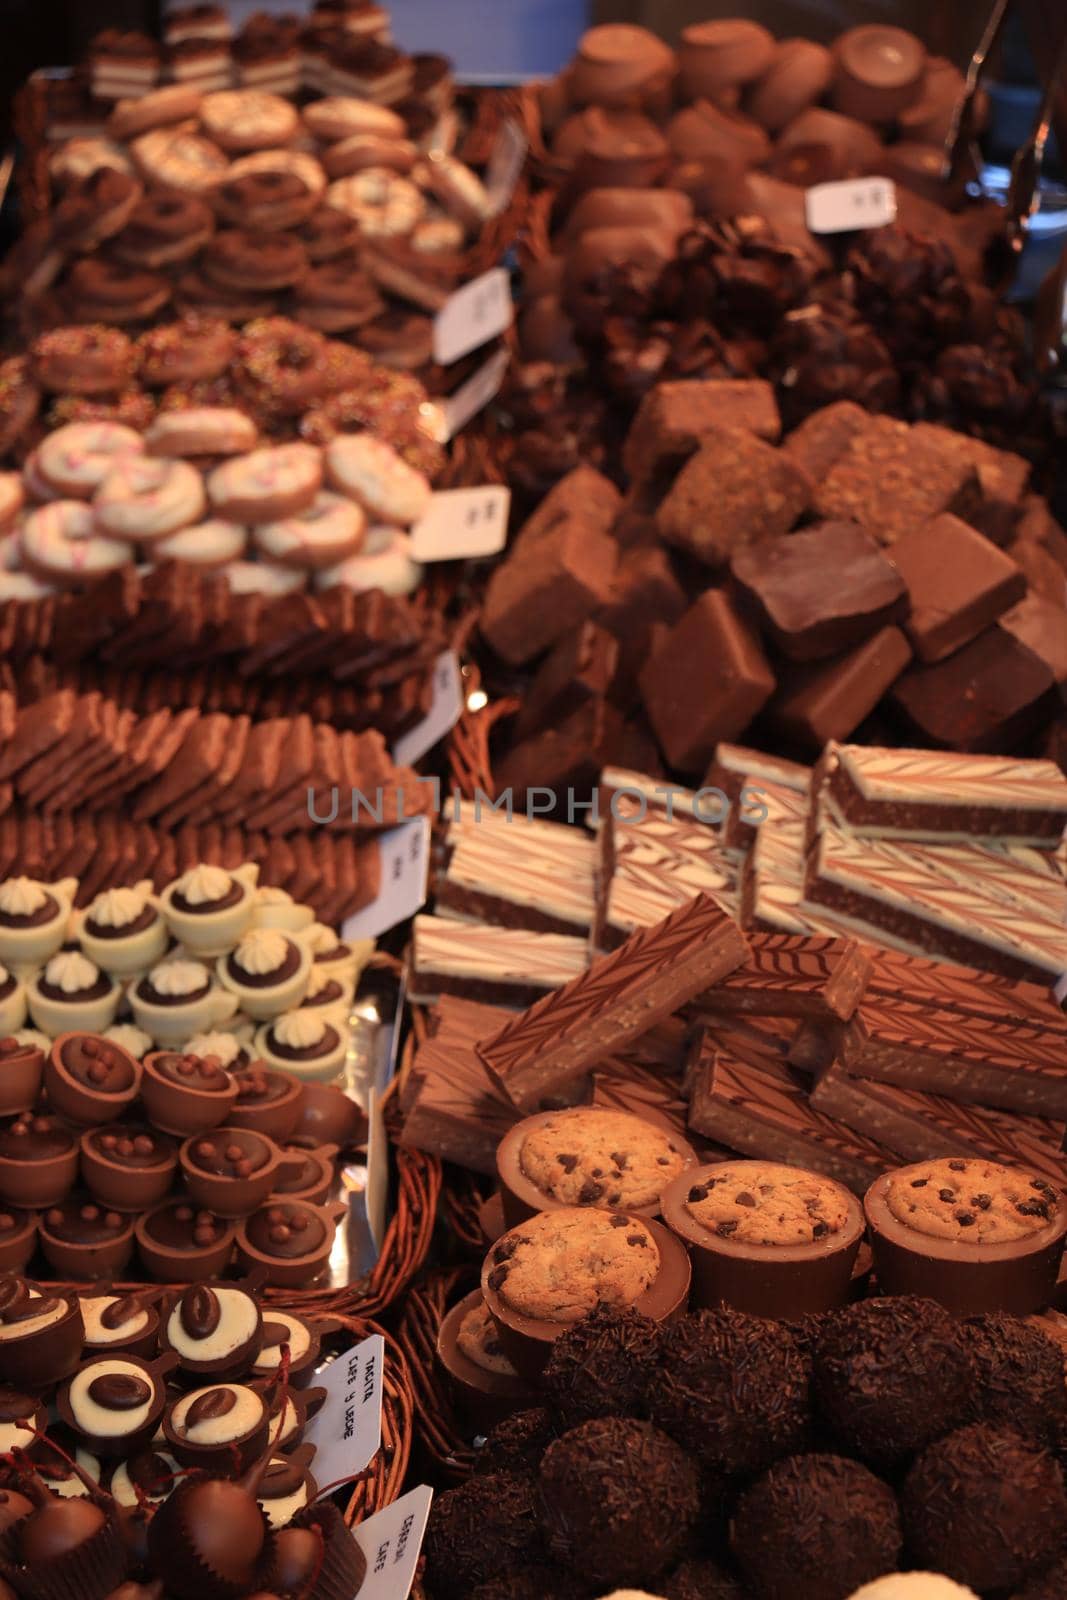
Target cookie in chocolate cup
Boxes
[0,1280,84,1390]
[163,1381,270,1474]
[481,1207,691,1382]
[235,1199,344,1289]
[57,1353,175,1459]
[223,1066,305,1142]
[437,1289,536,1430]
[160,863,259,959]
[45,1035,142,1127]
[497,1106,697,1228]
[27,954,121,1040]
[0,1041,43,1118]
[178,1128,288,1217]
[0,1212,36,1277]
[0,1116,78,1210]
[134,1200,236,1283]
[864,1158,1067,1315]
[159,1281,263,1379]
[248,1310,336,1390]
[79,1124,178,1212]
[662,1160,865,1318]
[140,1050,238,1137]
[255,1443,316,1530]
[78,1291,161,1360]
[216,929,312,1022]
[38,1198,135,1282]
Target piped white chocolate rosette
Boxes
[77,880,168,975]
[216,925,312,1020]
[103,1023,155,1061]
[130,954,240,1044]
[254,1007,349,1083]
[0,875,78,968]
[160,861,259,955]
[27,948,120,1036]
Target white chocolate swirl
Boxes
[89,886,149,929]
[233,928,289,977]
[272,1011,327,1049]
[175,863,233,907]
[148,958,210,998]
[0,877,48,916]
[43,950,101,994]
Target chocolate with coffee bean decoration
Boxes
[0,1280,83,1387]
[163,1382,270,1475]
[57,1353,174,1458]
[159,1281,263,1379]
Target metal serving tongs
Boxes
[942,0,1012,189]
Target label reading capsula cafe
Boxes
[353,1485,433,1600]
[433,266,513,365]
[302,1333,384,1488]
[410,485,511,563]
[805,176,897,235]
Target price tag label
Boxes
[433,267,513,365]
[411,485,510,564]
[441,346,510,439]
[342,816,430,940]
[805,177,897,235]
[485,118,528,215]
[303,1335,383,1489]
[353,1486,433,1600]
[393,650,464,766]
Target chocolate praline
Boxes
[961,1312,1067,1443]
[436,1291,536,1430]
[0,1115,78,1209]
[423,1472,544,1600]
[134,1201,236,1283]
[57,1352,174,1458]
[539,1416,701,1590]
[235,1199,342,1289]
[163,1381,270,1474]
[39,1196,136,1281]
[145,1471,275,1600]
[140,1051,238,1137]
[731,1452,901,1600]
[79,1292,161,1360]
[45,1034,141,1127]
[541,1304,661,1425]
[224,1068,305,1142]
[0,1280,84,1387]
[7,1486,126,1600]
[79,1124,178,1211]
[0,1209,36,1275]
[178,1128,285,1217]
[268,1144,336,1207]
[0,1040,43,1118]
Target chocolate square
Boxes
[763,625,913,753]
[624,378,781,486]
[781,401,871,483]
[891,513,1025,664]
[480,517,618,667]
[814,415,981,546]
[513,622,619,740]
[998,594,1067,687]
[890,628,1056,752]
[656,427,811,566]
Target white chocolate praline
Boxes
[81,1295,151,1345]
[0,878,47,917]
[170,1383,265,1445]
[165,1287,259,1363]
[0,877,75,966]
[258,1460,311,1528]
[273,1011,326,1049]
[177,865,232,907]
[80,882,168,976]
[103,1024,154,1060]
[252,1311,312,1371]
[162,862,258,956]
[68,1358,156,1437]
[28,954,119,1036]
[218,929,312,1021]
[252,888,315,933]
[0,966,27,1034]
[110,1450,179,1507]
[87,885,149,929]
[232,928,289,977]
[846,1578,980,1599]
[14,1029,50,1051]
[255,1010,350,1084]
[131,957,240,1045]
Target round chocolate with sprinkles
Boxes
[865,1159,1067,1315]
[960,1312,1067,1443]
[472,1408,560,1478]
[467,1565,588,1600]
[541,1303,662,1425]
[663,1555,746,1600]
[423,1471,545,1600]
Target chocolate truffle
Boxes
[663,1557,744,1600]
[539,1416,700,1589]
[731,1453,901,1600]
[236,1199,339,1287]
[278,1501,362,1598]
[647,1308,810,1475]
[467,1568,586,1600]
[0,1209,36,1276]
[542,1305,661,1425]
[902,1424,1067,1593]
[960,1312,1067,1442]
[1011,1556,1067,1600]
[423,1472,544,1600]
[226,1068,305,1142]
[135,1201,235,1282]
[472,1408,559,1478]
[813,1296,969,1465]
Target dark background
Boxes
[0,0,160,131]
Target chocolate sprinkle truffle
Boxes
[902,1424,1067,1593]
[467,1567,588,1600]
[961,1313,1067,1442]
[423,1472,544,1600]
[542,1305,661,1424]
[539,1417,701,1589]
[1012,1553,1067,1600]
[731,1453,901,1600]
[473,1408,559,1478]
[647,1308,810,1475]
[663,1556,745,1600]
[813,1296,970,1463]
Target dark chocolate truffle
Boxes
[902,1425,1067,1593]
[423,1472,544,1600]
[467,1567,587,1600]
[542,1305,661,1424]
[732,1453,901,1600]
[813,1296,970,1464]
[648,1309,810,1476]
[539,1416,701,1589]
[664,1555,745,1600]
[961,1313,1066,1443]
[1013,1553,1067,1600]
[473,1409,559,1478]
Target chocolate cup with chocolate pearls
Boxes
[865,1159,1067,1314]
[0,1209,36,1275]
[77,886,168,978]
[159,1280,263,1378]
[0,1040,40,1117]
[481,1208,691,1381]
[0,1279,84,1387]
[140,1050,239,1136]
[79,1290,162,1359]
[179,1128,297,1217]
[224,1066,306,1141]
[248,1310,337,1389]
[44,1034,142,1127]
[160,862,258,957]
[163,1379,270,1474]
[134,1200,237,1283]
[27,951,121,1038]
[495,1105,699,1229]
[0,1115,79,1208]
[235,1199,345,1289]
[661,1160,865,1317]
[269,1143,337,1206]
[436,1289,536,1429]
[79,1124,178,1211]
[216,928,312,1021]
[38,1195,137,1280]
[57,1352,176,1458]
[0,877,76,967]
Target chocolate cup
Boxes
[268,1144,337,1207]
[482,1213,691,1382]
[287,1082,365,1149]
[79,1125,178,1211]
[250,1378,326,1451]
[140,1052,239,1137]
[38,1203,137,1281]
[45,1034,142,1127]
[178,1130,287,1218]
[0,1209,37,1274]
[80,1296,161,1360]
[0,1293,84,1387]
[478,1191,507,1249]
[235,1199,345,1289]
[496,1107,700,1230]
[436,1290,536,1430]
[864,1169,1067,1316]
[224,1070,306,1141]
[0,1044,44,1117]
[830,24,926,126]
[134,1202,237,1283]
[57,1351,176,1458]
[661,1164,865,1318]
[158,1281,264,1378]
[163,1384,270,1473]
[0,1129,79,1209]
[248,1313,338,1390]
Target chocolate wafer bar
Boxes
[864,947,1067,1037]
[437,806,597,936]
[595,807,738,950]
[0,690,75,780]
[689,931,872,1023]
[398,996,519,1174]
[478,893,750,1112]
[410,914,589,1009]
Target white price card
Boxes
[342,816,431,940]
[411,485,510,564]
[433,267,513,365]
[392,650,463,766]
[303,1335,383,1489]
[353,1486,433,1600]
[441,346,510,439]
[805,177,897,235]
[485,119,528,215]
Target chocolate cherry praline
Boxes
[146,1467,274,1600]
[79,1124,178,1211]
[141,1050,238,1136]
[57,1352,174,1458]
[160,1282,263,1378]
[38,1194,136,1280]
[163,1380,270,1473]
[0,1208,36,1275]
[235,1199,343,1289]
[437,1289,536,1429]
[79,1292,161,1359]
[0,1039,43,1117]
[45,1034,142,1127]
[0,1279,84,1386]
[662,1160,865,1318]
[0,1115,78,1208]
[224,1066,305,1141]
[179,1129,287,1218]
[135,1200,236,1283]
